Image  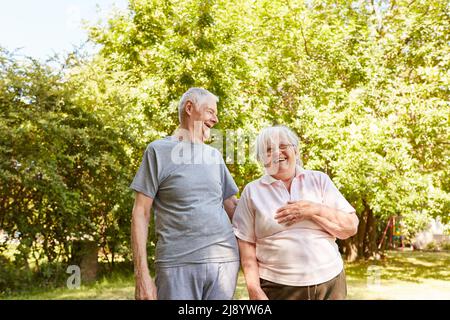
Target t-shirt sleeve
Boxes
[221,161,239,200]
[321,173,355,214]
[130,145,159,199]
[232,187,256,243]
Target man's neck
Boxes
[173,125,204,144]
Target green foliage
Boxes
[425,241,439,251]
[442,242,450,251]
[81,0,449,258]
[0,0,449,284]
[0,253,70,295]
[0,49,134,269]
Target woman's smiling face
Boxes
[263,132,297,179]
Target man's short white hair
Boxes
[256,125,302,166]
[178,87,219,123]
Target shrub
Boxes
[425,241,439,251]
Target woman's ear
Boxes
[294,149,302,166]
[185,100,194,116]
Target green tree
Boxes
[79,0,449,260]
[0,49,133,273]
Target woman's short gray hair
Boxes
[178,88,218,123]
[256,125,302,166]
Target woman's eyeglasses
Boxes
[266,144,294,154]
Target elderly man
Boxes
[130,88,239,300]
[233,125,359,300]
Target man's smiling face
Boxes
[191,95,218,141]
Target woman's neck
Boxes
[270,169,295,193]
[282,176,294,193]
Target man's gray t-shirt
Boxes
[130,136,239,267]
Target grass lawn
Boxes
[344,250,450,300]
[2,250,449,300]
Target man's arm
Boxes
[275,200,359,240]
[238,239,269,300]
[223,195,238,221]
[131,192,157,300]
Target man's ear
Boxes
[185,100,194,117]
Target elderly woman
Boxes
[232,125,359,300]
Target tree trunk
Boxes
[71,240,98,283]
[357,206,368,258]
[341,238,359,262]
[341,199,379,261]
[364,206,378,258]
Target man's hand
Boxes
[224,195,238,221]
[275,200,321,226]
[135,273,157,300]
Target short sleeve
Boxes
[232,186,256,243]
[321,174,355,214]
[221,161,239,200]
[129,145,159,199]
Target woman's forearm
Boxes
[312,205,359,239]
[237,239,268,300]
[241,259,261,291]
[238,241,260,289]
[276,200,359,239]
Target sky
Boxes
[0,0,129,60]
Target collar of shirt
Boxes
[260,165,305,185]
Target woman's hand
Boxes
[248,286,269,300]
[275,200,322,226]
